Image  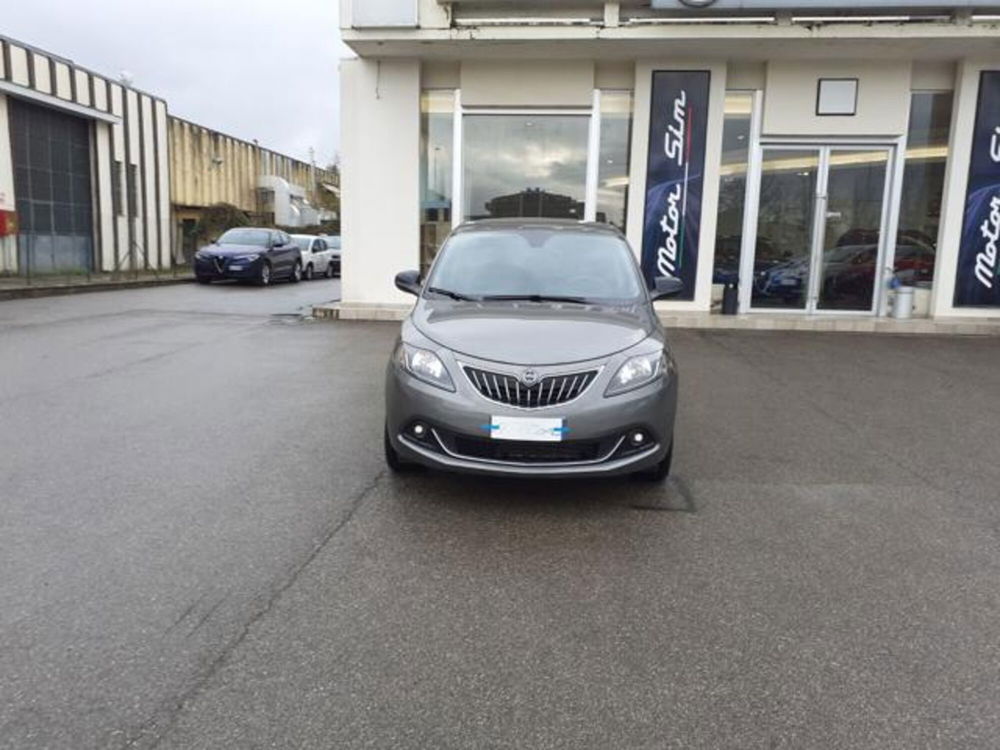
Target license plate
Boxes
[228,265,244,271]
[488,416,565,442]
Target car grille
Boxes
[450,435,602,464]
[463,366,598,408]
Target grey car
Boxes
[384,219,682,480]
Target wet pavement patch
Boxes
[268,313,313,325]
[628,475,696,512]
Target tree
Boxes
[194,203,250,243]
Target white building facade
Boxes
[339,0,1000,321]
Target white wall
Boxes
[155,100,171,268]
[626,60,728,313]
[460,60,595,108]
[94,121,115,272]
[341,57,421,306]
[0,94,15,272]
[763,60,911,137]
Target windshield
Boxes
[218,228,271,247]
[426,228,644,303]
[292,237,312,251]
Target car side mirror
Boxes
[394,270,422,296]
[652,275,684,301]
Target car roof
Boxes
[452,218,624,237]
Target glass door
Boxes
[750,148,821,310]
[816,148,890,312]
[749,145,893,314]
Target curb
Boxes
[0,277,194,302]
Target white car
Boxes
[291,235,339,280]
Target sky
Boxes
[5,0,351,166]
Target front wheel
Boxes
[257,262,272,287]
[634,441,673,482]
[324,262,335,279]
[384,427,419,473]
[289,260,302,284]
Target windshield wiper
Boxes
[480,294,591,304]
[426,286,479,302]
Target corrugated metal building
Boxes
[169,118,338,260]
[0,35,169,275]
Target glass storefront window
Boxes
[596,91,633,232]
[895,91,953,287]
[713,92,754,286]
[420,90,455,273]
[462,114,590,222]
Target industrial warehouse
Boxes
[338,0,1000,324]
[0,35,337,279]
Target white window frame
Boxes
[739,133,906,317]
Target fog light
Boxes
[411,422,428,439]
[630,431,646,446]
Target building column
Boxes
[340,57,421,307]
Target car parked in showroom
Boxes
[292,234,339,280]
[194,227,302,286]
[384,219,682,481]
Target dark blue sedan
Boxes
[194,228,302,286]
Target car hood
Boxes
[198,243,264,258]
[412,298,655,366]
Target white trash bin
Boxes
[893,286,914,320]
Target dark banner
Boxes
[640,70,711,301]
[955,71,1000,307]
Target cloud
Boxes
[5,0,347,164]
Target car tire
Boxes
[634,441,673,482]
[257,262,272,287]
[324,262,335,279]
[289,260,302,284]
[384,427,418,473]
[304,263,314,281]
[196,276,212,285]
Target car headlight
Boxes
[394,342,455,392]
[605,350,669,397]
[234,253,259,261]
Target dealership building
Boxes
[339,0,1000,323]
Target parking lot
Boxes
[2,282,999,749]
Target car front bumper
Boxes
[385,354,677,478]
[193,256,263,280]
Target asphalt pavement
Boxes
[1,281,999,749]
